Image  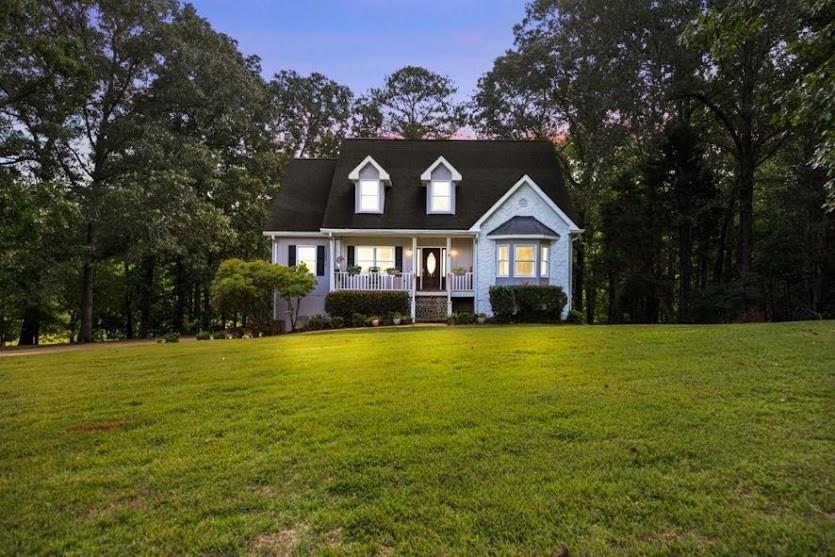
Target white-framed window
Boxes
[296,245,317,274]
[514,244,536,277]
[496,244,510,277]
[356,246,395,271]
[358,179,381,212]
[429,180,452,213]
[540,245,549,277]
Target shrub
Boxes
[307,314,330,331]
[566,309,585,324]
[325,291,409,321]
[196,330,212,340]
[489,285,567,323]
[350,313,368,328]
[212,331,228,340]
[457,312,474,324]
[330,316,345,329]
[163,331,180,343]
[401,316,413,325]
[367,315,381,327]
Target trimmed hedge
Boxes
[489,285,568,323]
[325,290,409,321]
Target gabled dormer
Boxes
[421,156,461,215]
[349,156,390,214]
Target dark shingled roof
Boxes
[265,159,336,231]
[265,139,577,232]
[487,216,561,238]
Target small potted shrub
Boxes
[391,311,402,325]
[346,264,361,275]
[386,267,400,276]
[477,312,487,324]
[447,313,458,326]
[452,266,466,275]
[368,315,381,327]
[335,255,345,272]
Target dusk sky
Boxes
[189,0,527,101]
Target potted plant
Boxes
[368,266,380,274]
[346,264,361,275]
[452,266,466,275]
[447,313,458,326]
[385,267,400,276]
[391,312,402,325]
[369,315,380,327]
[335,254,345,272]
[477,312,487,324]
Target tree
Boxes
[211,259,283,335]
[277,263,316,332]
[680,0,802,274]
[354,66,466,139]
[269,71,353,158]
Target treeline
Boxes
[1,0,832,344]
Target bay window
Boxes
[513,245,536,277]
[497,244,510,277]
[540,245,549,277]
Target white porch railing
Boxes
[448,272,473,291]
[334,271,413,291]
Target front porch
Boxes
[325,232,477,319]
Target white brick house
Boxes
[264,139,583,327]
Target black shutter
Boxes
[288,245,296,267]
[395,246,403,271]
[316,245,325,276]
[347,246,355,267]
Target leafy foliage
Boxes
[489,285,567,323]
[325,291,410,322]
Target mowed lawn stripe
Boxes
[1,322,833,555]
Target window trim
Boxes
[357,179,382,213]
[513,243,536,278]
[427,179,454,214]
[295,245,318,275]
[496,243,510,278]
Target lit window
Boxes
[540,245,549,277]
[514,245,535,277]
[296,246,317,274]
[356,246,395,271]
[429,180,452,213]
[359,179,380,212]
[497,244,509,277]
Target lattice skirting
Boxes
[415,296,448,322]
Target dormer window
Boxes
[349,156,390,214]
[429,180,452,212]
[422,156,461,215]
[359,179,381,212]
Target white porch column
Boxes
[472,235,478,312]
[446,236,452,315]
[328,235,335,292]
[411,237,417,320]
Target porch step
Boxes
[415,295,448,322]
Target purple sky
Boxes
[189,0,526,101]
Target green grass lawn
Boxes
[1,323,833,556]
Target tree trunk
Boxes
[173,259,186,333]
[123,260,134,339]
[78,222,97,343]
[18,305,40,346]
[738,155,755,275]
[574,241,585,313]
[138,255,155,338]
[678,221,693,323]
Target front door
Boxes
[421,248,442,290]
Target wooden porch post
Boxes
[411,237,417,320]
[472,235,478,313]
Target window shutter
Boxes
[347,246,355,267]
[316,246,325,276]
[395,246,403,270]
[288,245,296,267]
